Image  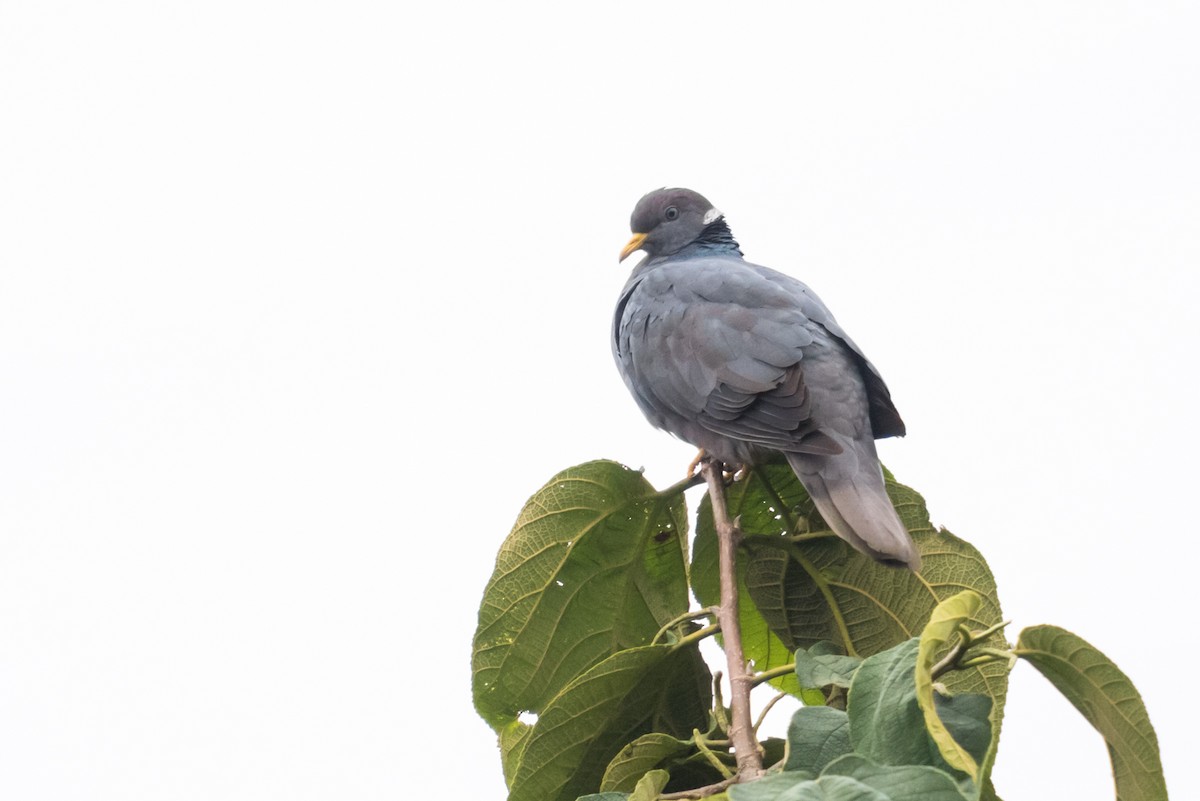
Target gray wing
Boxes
[785,277,905,439]
[741,260,905,440]
[614,257,902,455]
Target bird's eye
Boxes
[664,206,679,221]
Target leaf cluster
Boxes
[472,458,1168,801]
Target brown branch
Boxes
[701,458,764,782]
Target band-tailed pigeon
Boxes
[613,188,919,570]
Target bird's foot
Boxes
[688,450,744,486]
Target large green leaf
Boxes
[509,643,711,801]
[915,591,984,778]
[847,639,931,767]
[1015,625,1167,801]
[696,460,1006,713]
[474,461,691,728]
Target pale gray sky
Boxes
[2,2,1196,799]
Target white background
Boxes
[2,2,1196,799]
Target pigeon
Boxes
[613,188,920,570]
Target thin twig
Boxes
[702,458,764,782]
[753,691,788,736]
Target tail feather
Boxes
[786,448,921,571]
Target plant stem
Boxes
[652,606,719,645]
[692,729,735,779]
[674,623,721,649]
[750,663,796,688]
[931,623,1015,680]
[702,458,764,782]
[787,531,837,543]
[753,691,788,736]
[656,470,707,499]
[930,637,969,681]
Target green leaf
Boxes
[582,771,669,801]
[846,636,993,794]
[655,748,733,796]
[846,639,930,767]
[600,733,691,793]
[763,736,788,769]
[938,697,997,799]
[474,461,691,728]
[727,755,969,800]
[978,777,1002,801]
[726,773,818,801]
[794,641,863,692]
[500,720,532,788]
[933,693,993,771]
[823,755,969,801]
[509,643,711,801]
[915,591,984,778]
[785,706,852,774]
[697,460,1007,718]
[629,770,670,801]
[1015,625,1167,801]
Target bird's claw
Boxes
[687,450,745,486]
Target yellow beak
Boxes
[619,232,647,262]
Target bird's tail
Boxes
[785,444,921,571]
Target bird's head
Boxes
[619,187,725,262]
